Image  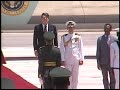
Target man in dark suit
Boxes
[33,13,58,57]
[96,23,116,89]
[38,32,61,89]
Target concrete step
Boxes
[2,23,119,32]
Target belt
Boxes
[44,62,56,66]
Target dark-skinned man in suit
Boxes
[96,23,116,89]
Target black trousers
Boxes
[101,65,115,89]
[43,77,53,89]
[52,77,70,89]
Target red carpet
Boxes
[1,65,38,89]
[1,50,38,89]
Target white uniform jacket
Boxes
[60,33,84,63]
[110,41,119,69]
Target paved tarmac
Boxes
[1,31,117,89]
[2,31,117,58]
[2,23,119,30]
[3,59,104,89]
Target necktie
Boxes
[106,35,110,45]
[44,25,47,32]
[106,35,108,41]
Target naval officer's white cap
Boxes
[65,21,76,27]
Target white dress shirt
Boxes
[105,34,110,45]
[42,24,48,32]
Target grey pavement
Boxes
[2,31,117,89]
[2,23,119,30]
[1,31,117,60]
[3,59,104,89]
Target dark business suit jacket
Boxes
[96,34,116,89]
[33,24,58,51]
[96,34,116,66]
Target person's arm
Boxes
[110,43,115,68]
[60,36,65,66]
[33,25,38,56]
[78,36,84,65]
[38,48,44,86]
[53,25,58,47]
[56,48,62,67]
[38,48,44,78]
[96,37,101,70]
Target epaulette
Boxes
[64,34,68,36]
[62,34,68,37]
[39,46,45,49]
[61,34,68,38]
[54,46,58,48]
[54,46,59,49]
[75,33,80,36]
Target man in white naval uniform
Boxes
[110,31,119,89]
[60,21,84,89]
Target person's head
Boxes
[49,67,71,89]
[43,32,55,45]
[41,13,49,25]
[104,23,112,35]
[65,21,76,34]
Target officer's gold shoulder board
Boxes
[61,34,68,39]
[39,46,45,49]
[64,34,68,36]
[54,46,58,49]
[54,46,58,48]
[62,34,68,37]
[75,33,80,36]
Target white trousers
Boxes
[65,60,79,89]
[39,78,43,85]
[114,69,119,89]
